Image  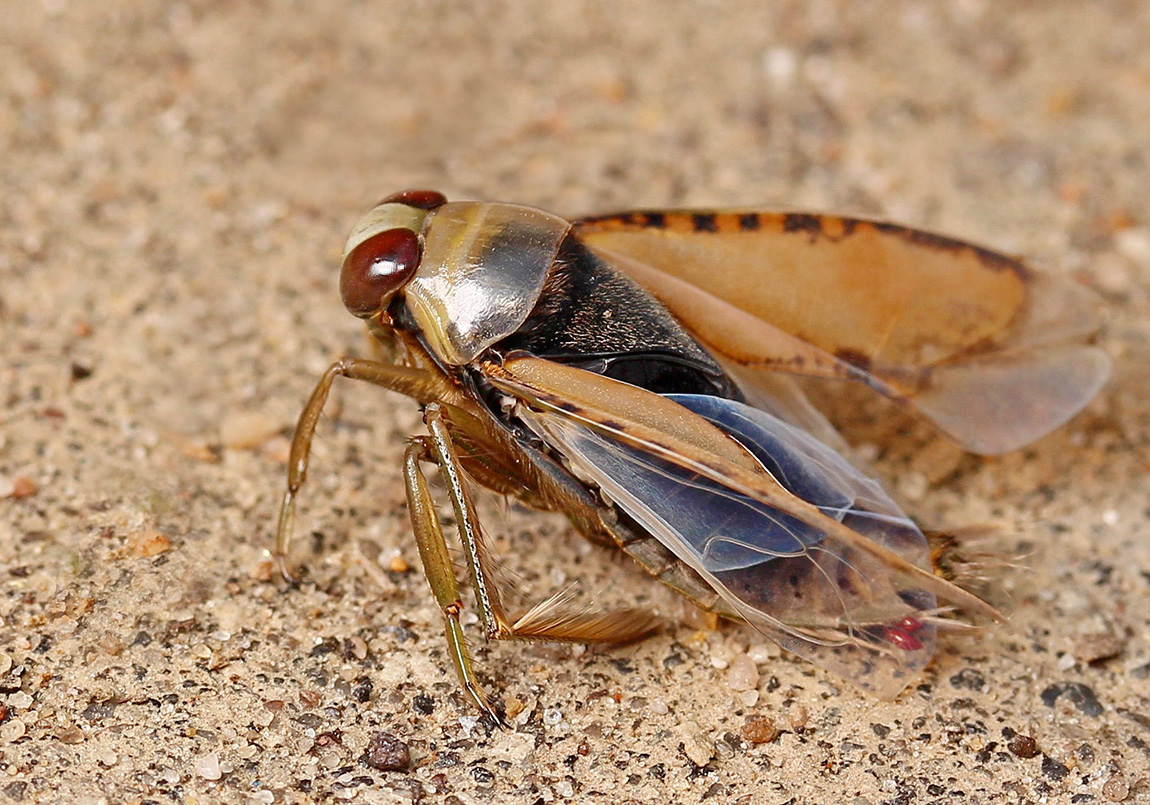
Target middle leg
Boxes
[421,403,661,646]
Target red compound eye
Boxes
[340,227,421,317]
[896,615,924,634]
[379,189,447,210]
[882,625,924,652]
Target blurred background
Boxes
[2,2,1147,802]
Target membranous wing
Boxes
[486,356,996,698]
[574,211,1110,454]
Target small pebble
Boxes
[1041,754,1070,780]
[709,643,733,670]
[504,696,526,720]
[1115,227,1150,264]
[10,477,37,499]
[746,643,776,664]
[8,692,33,710]
[1102,773,1130,802]
[57,726,85,744]
[726,654,759,692]
[785,704,809,732]
[253,708,275,728]
[99,632,124,656]
[680,728,714,766]
[250,558,275,582]
[1075,631,1124,664]
[129,529,172,558]
[194,753,223,780]
[0,653,11,674]
[740,715,780,744]
[388,555,410,573]
[346,636,369,661]
[0,719,26,741]
[363,731,410,771]
[97,749,118,767]
[763,46,797,84]
[192,644,212,660]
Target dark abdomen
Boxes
[496,234,741,400]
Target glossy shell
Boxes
[405,202,571,365]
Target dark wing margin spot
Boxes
[783,213,822,237]
[642,212,667,229]
[691,213,719,233]
[834,348,873,372]
[871,222,1029,278]
[738,213,762,231]
[873,222,963,252]
[971,244,1029,277]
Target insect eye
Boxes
[340,227,422,318]
[379,189,447,211]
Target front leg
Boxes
[275,358,454,581]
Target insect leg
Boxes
[501,588,661,644]
[276,358,454,581]
[424,403,661,646]
[404,437,502,724]
[423,403,513,639]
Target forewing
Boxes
[574,211,1110,454]
[486,356,997,697]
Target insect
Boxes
[276,189,1109,720]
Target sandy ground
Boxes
[2,2,1149,803]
